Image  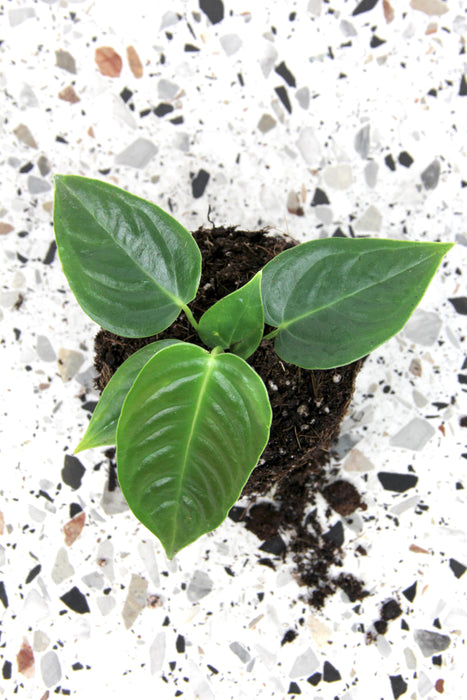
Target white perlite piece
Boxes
[389,417,436,451]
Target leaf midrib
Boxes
[62,179,184,308]
[278,248,439,330]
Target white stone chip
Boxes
[403,310,442,346]
[354,124,371,159]
[51,547,74,584]
[410,0,449,16]
[122,574,148,629]
[389,417,436,451]
[115,139,158,169]
[8,8,36,27]
[344,448,374,473]
[296,127,321,165]
[150,631,166,674]
[101,482,129,515]
[37,335,56,362]
[138,540,160,587]
[220,34,243,56]
[157,79,180,99]
[33,630,50,653]
[355,205,382,232]
[308,0,322,16]
[230,641,251,663]
[40,651,61,688]
[58,348,85,381]
[289,647,319,678]
[295,86,310,110]
[364,160,379,188]
[404,646,417,670]
[97,595,116,616]
[324,164,354,190]
[187,570,213,602]
[259,43,278,77]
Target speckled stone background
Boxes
[1,1,466,698]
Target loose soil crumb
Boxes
[94,225,369,608]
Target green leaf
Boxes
[198,272,264,358]
[75,340,181,454]
[261,238,453,369]
[53,175,201,337]
[116,343,272,558]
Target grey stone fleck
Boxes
[101,481,129,515]
[314,206,333,224]
[28,176,51,195]
[333,433,361,460]
[51,547,74,584]
[259,43,278,78]
[122,574,148,629]
[38,155,51,176]
[340,19,358,37]
[58,348,85,381]
[355,205,382,232]
[187,570,213,602]
[364,160,379,188]
[33,630,50,653]
[20,84,39,108]
[173,131,190,152]
[404,309,442,345]
[376,634,392,657]
[8,7,36,27]
[390,417,436,451]
[75,365,98,391]
[414,629,451,657]
[421,159,441,190]
[246,658,255,672]
[257,114,277,133]
[160,10,180,30]
[220,34,243,56]
[390,495,419,516]
[354,124,371,158]
[324,164,353,190]
[295,86,310,110]
[97,540,115,581]
[296,127,321,165]
[111,94,137,129]
[158,78,179,100]
[138,540,160,587]
[289,647,319,678]
[150,631,166,674]
[38,335,55,363]
[413,389,428,408]
[82,572,105,590]
[404,646,417,669]
[28,505,46,523]
[96,595,116,616]
[40,651,61,688]
[455,233,467,246]
[115,138,158,169]
[230,642,251,663]
[308,0,322,16]
[14,123,38,149]
[417,670,433,695]
[55,49,77,74]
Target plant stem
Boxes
[262,328,279,341]
[211,346,224,357]
[182,304,199,331]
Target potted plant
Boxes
[53,175,452,564]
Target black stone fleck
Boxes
[281,629,298,646]
[402,581,417,603]
[374,619,388,634]
[120,87,133,103]
[154,103,174,117]
[169,661,176,671]
[62,454,86,490]
[275,86,292,113]
[398,151,414,168]
[191,169,210,198]
[275,61,296,87]
[323,521,344,548]
[449,558,466,579]
[258,557,275,570]
[323,660,341,682]
[370,35,386,48]
[353,0,379,16]
[82,400,97,413]
[60,586,90,614]
[25,564,41,584]
[401,619,409,631]
[377,472,418,493]
[43,240,57,265]
[72,662,84,671]
[2,661,12,680]
[176,634,185,653]
[199,0,224,24]
[390,675,408,699]
[381,599,402,621]
[162,616,170,626]
[20,162,34,173]
[449,297,467,315]
[259,535,286,555]
[70,503,83,518]
[228,506,245,522]
[185,43,200,52]
[459,74,467,96]
[0,581,8,608]
[288,681,301,694]
[307,672,321,686]
[432,654,442,666]
[385,154,396,171]
[207,664,219,674]
[224,566,235,577]
[311,187,330,206]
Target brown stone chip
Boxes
[95,47,122,77]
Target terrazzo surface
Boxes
[1,0,467,698]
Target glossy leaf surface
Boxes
[261,238,453,369]
[75,340,181,453]
[116,343,272,558]
[198,273,264,358]
[53,175,201,337]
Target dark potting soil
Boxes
[94,225,369,608]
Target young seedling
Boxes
[53,175,453,558]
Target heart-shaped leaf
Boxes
[75,339,181,454]
[116,343,272,558]
[198,272,264,358]
[261,238,453,369]
[53,176,201,337]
